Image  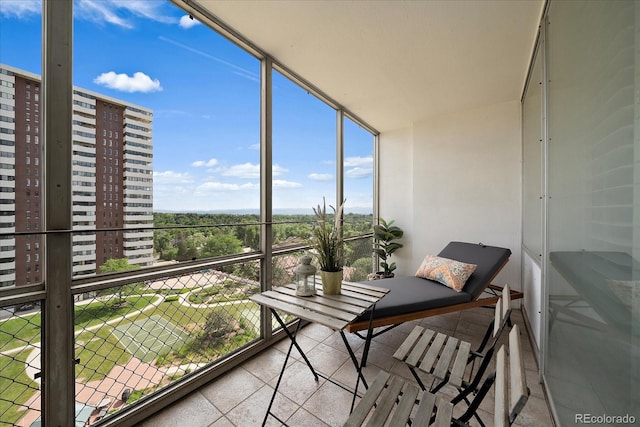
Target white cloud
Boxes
[153,170,194,184]
[179,14,200,29]
[220,163,287,179]
[308,173,333,181]
[273,165,288,177]
[248,144,260,151]
[344,156,373,167]
[196,181,259,192]
[75,0,175,28]
[0,0,40,18]
[345,166,373,179]
[274,180,303,188]
[94,71,162,93]
[192,158,218,168]
[223,163,259,179]
[344,156,373,179]
[1,0,176,28]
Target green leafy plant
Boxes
[373,218,404,277]
[310,198,345,272]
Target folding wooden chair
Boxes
[343,324,530,427]
[393,284,512,406]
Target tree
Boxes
[201,233,243,258]
[98,258,141,305]
[154,230,171,259]
[350,257,374,281]
[175,233,199,261]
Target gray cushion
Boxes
[359,275,472,320]
[355,242,511,322]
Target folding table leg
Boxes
[358,302,377,368]
[270,309,319,380]
[262,311,319,426]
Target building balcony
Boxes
[139,309,553,427]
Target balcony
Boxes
[139,307,552,427]
[0,257,553,427]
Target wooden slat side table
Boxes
[251,280,388,427]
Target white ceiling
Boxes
[195,0,544,133]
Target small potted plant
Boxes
[373,218,404,279]
[309,198,345,294]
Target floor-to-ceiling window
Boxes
[67,1,264,420]
[523,1,640,424]
[343,116,375,281]
[0,1,377,425]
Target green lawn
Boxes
[0,349,39,426]
[1,295,261,425]
[74,295,158,329]
[0,314,41,352]
[75,327,131,383]
[0,295,157,351]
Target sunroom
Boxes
[0,0,638,426]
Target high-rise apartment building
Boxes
[0,64,154,287]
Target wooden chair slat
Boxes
[406,328,435,367]
[433,336,459,380]
[388,382,420,427]
[502,283,511,321]
[412,391,436,427]
[432,398,453,427]
[418,332,446,373]
[509,324,529,420]
[493,297,503,337]
[368,375,405,427]
[494,346,508,427]
[393,325,424,361]
[449,340,471,388]
[343,371,390,427]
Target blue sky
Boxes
[0,0,373,213]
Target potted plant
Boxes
[373,218,404,279]
[309,198,345,294]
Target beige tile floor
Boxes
[138,308,554,427]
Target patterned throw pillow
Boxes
[415,255,477,292]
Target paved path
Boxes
[8,284,261,427]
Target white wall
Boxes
[378,127,415,274]
[522,251,542,350]
[379,100,522,290]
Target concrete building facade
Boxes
[0,64,153,287]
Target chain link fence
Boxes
[0,235,373,426]
[0,303,42,427]
[70,261,262,425]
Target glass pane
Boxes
[73,262,260,422]
[0,8,44,423]
[69,1,260,276]
[0,2,43,289]
[546,1,639,423]
[522,45,543,260]
[0,301,42,426]
[343,117,374,280]
[272,70,336,247]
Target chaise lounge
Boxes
[346,241,522,335]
